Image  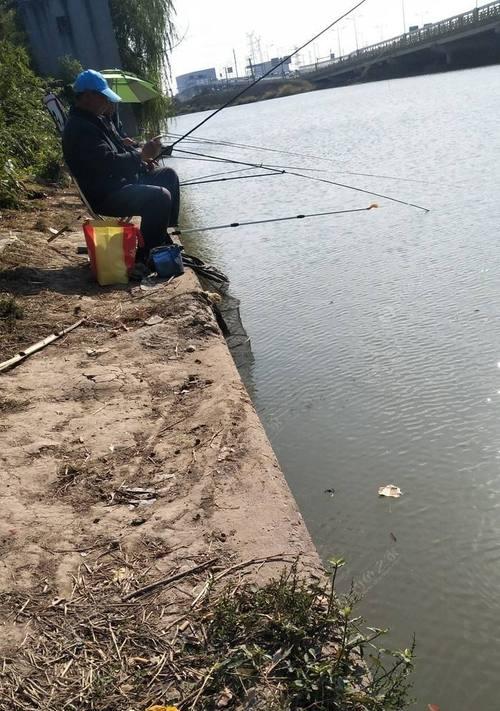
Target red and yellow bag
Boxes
[83,220,142,286]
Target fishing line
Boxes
[164,146,326,173]
[164,131,440,187]
[167,0,370,147]
[172,147,431,212]
[285,170,430,212]
[181,166,256,183]
[173,147,293,172]
[165,131,354,165]
[172,147,293,173]
[182,171,285,187]
[172,204,379,235]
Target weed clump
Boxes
[0,296,23,331]
[0,556,414,710]
[184,562,414,709]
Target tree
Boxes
[109,0,177,132]
[0,0,25,45]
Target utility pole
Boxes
[247,31,257,67]
[255,35,263,64]
[353,17,359,51]
[232,48,239,79]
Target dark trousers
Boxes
[96,167,180,258]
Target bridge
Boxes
[298,1,500,87]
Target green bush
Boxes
[0,40,61,208]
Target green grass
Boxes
[177,561,414,710]
[0,295,23,320]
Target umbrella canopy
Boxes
[100,69,160,103]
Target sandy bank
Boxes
[0,187,319,637]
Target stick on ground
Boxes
[0,319,85,373]
[122,557,219,601]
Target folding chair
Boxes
[43,93,132,231]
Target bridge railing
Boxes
[298,0,500,75]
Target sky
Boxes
[171,0,482,87]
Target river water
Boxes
[170,65,500,710]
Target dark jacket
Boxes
[62,107,143,209]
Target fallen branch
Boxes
[122,557,219,601]
[46,212,87,243]
[0,319,85,373]
[213,554,296,582]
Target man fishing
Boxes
[62,70,180,264]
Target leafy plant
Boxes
[0,40,61,207]
[58,55,83,86]
[0,296,23,320]
[179,560,415,709]
[0,0,25,45]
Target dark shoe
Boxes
[129,262,150,281]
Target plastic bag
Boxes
[83,220,142,286]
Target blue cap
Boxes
[73,70,121,103]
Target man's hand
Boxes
[122,137,138,148]
[141,137,162,161]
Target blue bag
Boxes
[150,245,184,279]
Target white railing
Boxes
[298,1,500,75]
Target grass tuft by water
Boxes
[181,560,415,710]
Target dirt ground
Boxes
[0,189,319,706]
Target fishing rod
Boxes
[166,0,370,149]
[172,147,430,212]
[162,142,326,173]
[165,131,441,187]
[172,147,302,173]
[286,170,430,212]
[182,170,285,187]
[181,165,257,183]
[172,204,379,236]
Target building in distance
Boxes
[248,56,292,79]
[176,68,218,99]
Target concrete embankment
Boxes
[0,188,319,647]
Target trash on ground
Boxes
[204,290,223,305]
[145,315,164,326]
[110,487,157,506]
[86,348,109,358]
[112,567,133,583]
[140,274,164,291]
[216,688,234,707]
[218,446,236,462]
[378,485,403,498]
[324,488,336,497]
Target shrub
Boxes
[0,40,60,207]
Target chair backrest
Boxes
[72,176,103,221]
[42,92,104,221]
